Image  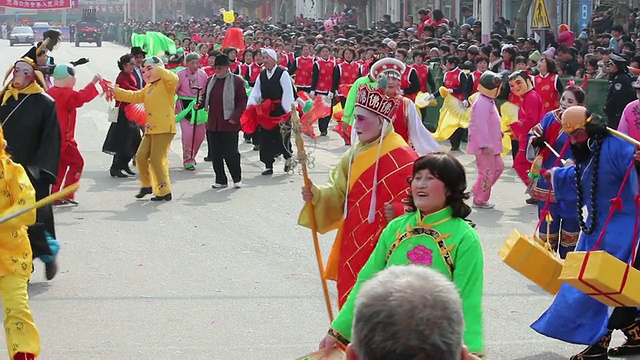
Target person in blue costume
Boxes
[532,106,640,360]
[525,85,584,259]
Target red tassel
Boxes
[610,197,623,212]
[14,353,35,360]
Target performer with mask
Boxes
[299,85,418,308]
[525,85,584,258]
[0,126,42,360]
[109,56,179,201]
[531,106,640,360]
[508,70,545,190]
[47,64,100,205]
[467,71,505,209]
[246,48,295,176]
[0,46,61,280]
[372,58,439,156]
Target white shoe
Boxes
[211,183,228,189]
[234,182,243,188]
[472,202,495,209]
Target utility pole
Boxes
[480,0,492,44]
[548,0,558,36]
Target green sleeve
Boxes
[453,226,485,355]
[328,216,398,345]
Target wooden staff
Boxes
[609,127,640,147]
[0,183,79,224]
[290,103,334,321]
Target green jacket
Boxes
[329,207,485,354]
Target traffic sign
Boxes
[579,0,592,30]
[532,0,551,28]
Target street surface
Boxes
[0,41,609,359]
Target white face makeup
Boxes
[560,90,578,110]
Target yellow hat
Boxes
[561,106,592,132]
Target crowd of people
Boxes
[4,4,640,359]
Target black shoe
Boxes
[261,169,273,176]
[320,131,328,136]
[123,166,136,176]
[253,145,260,151]
[135,187,153,199]
[525,197,538,205]
[204,156,211,162]
[110,168,128,178]
[609,322,640,357]
[150,193,172,201]
[45,259,58,280]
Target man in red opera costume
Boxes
[508,70,545,187]
[47,63,100,204]
[299,85,418,308]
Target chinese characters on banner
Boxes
[70,4,124,13]
[0,0,77,9]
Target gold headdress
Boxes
[561,106,592,132]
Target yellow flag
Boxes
[222,10,235,24]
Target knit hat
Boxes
[542,47,556,58]
[559,24,569,32]
[578,32,589,40]
[185,53,200,63]
[528,50,542,63]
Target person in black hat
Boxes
[197,54,248,188]
[604,53,636,128]
[0,45,62,281]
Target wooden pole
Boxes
[290,104,334,322]
[609,127,640,147]
[0,183,79,224]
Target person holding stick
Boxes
[298,85,418,309]
[316,153,484,357]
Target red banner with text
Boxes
[0,0,77,9]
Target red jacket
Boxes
[47,82,99,147]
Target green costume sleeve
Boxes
[452,226,485,354]
[328,215,399,345]
[343,76,377,126]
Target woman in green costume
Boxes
[318,152,485,357]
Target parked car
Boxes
[9,26,35,46]
[75,20,102,47]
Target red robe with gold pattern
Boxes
[298,131,418,308]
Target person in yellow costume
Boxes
[0,126,41,360]
[299,85,419,308]
[109,56,178,201]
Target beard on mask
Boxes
[571,142,592,164]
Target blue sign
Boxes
[580,0,592,30]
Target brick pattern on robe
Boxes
[336,146,416,307]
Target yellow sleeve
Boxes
[114,86,146,104]
[156,66,179,93]
[298,149,351,234]
[0,162,36,232]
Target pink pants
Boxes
[180,120,206,165]
[472,153,504,205]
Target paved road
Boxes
[0,41,602,359]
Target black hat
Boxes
[131,46,147,56]
[214,54,230,66]
[609,52,628,64]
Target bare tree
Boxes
[514,0,534,37]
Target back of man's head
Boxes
[349,265,465,360]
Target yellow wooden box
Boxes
[559,250,640,307]
[498,229,564,295]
